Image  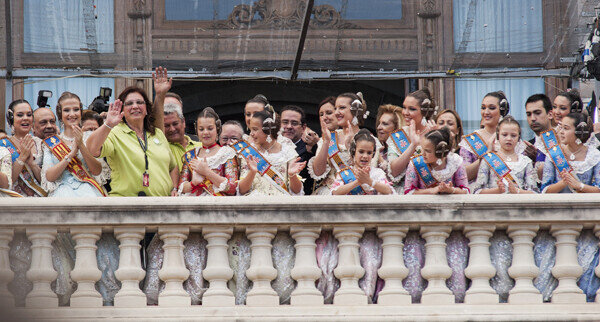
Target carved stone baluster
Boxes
[420,226,453,304]
[158,226,190,307]
[70,227,103,307]
[376,226,411,305]
[245,227,278,306]
[202,226,235,306]
[290,226,323,306]
[550,224,585,303]
[507,224,542,304]
[114,227,146,307]
[0,228,14,306]
[594,225,600,302]
[25,228,58,308]
[464,225,498,304]
[333,226,367,305]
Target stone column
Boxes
[0,228,14,307]
[333,226,367,305]
[507,224,542,304]
[464,225,498,304]
[290,226,323,306]
[25,228,58,308]
[70,227,103,307]
[158,226,190,307]
[202,226,235,306]
[245,227,279,306]
[376,226,411,305]
[550,224,585,303]
[114,227,146,307]
[420,226,453,304]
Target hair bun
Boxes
[435,141,451,159]
[575,121,591,140]
[499,98,510,117]
[571,100,582,113]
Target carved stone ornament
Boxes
[417,0,440,19]
[128,0,152,19]
[216,0,357,29]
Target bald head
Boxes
[33,108,58,139]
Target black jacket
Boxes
[294,139,316,194]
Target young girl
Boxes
[541,112,600,193]
[41,92,109,197]
[472,116,537,194]
[308,92,381,195]
[237,110,306,196]
[404,127,469,194]
[178,107,239,196]
[331,129,393,195]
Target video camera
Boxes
[89,87,112,114]
[36,90,52,108]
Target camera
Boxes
[37,90,52,108]
[89,87,112,114]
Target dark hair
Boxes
[565,112,592,143]
[424,127,452,159]
[349,128,376,157]
[496,116,522,140]
[557,89,584,114]
[0,129,5,134]
[407,87,437,120]
[246,94,269,107]
[82,110,103,126]
[376,104,403,131]
[435,109,463,150]
[118,86,156,135]
[165,92,183,105]
[280,105,306,125]
[6,99,31,127]
[525,93,552,113]
[337,92,368,126]
[56,92,83,123]
[318,96,336,111]
[484,91,510,117]
[252,109,279,140]
[197,107,222,136]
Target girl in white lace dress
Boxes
[178,107,238,196]
[41,92,109,197]
[238,110,306,196]
[472,117,537,194]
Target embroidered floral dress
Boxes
[238,136,302,196]
[540,147,600,193]
[41,132,110,197]
[403,152,469,194]
[308,129,382,195]
[330,167,394,195]
[178,146,238,196]
[471,154,538,193]
[11,136,45,197]
[0,146,15,197]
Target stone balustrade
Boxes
[2,194,600,321]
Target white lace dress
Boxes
[330,167,395,195]
[238,135,303,196]
[41,132,110,197]
[308,129,382,195]
[471,154,538,193]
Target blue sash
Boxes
[328,132,347,172]
[233,140,290,195]
[183,148,196,171]
[481,152,517,183]
[541,130,559,150]
[547,145,572,173]
[412,155,437,187]
[390,129,411,155]
[339,167,366,195]
[0,138,19,162]
[464,132,488,158]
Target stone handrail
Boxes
[1,195,600,321]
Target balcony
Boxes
[1,195,600,321]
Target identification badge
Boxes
[142,172,150,187]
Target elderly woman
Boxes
[86,86,178,196]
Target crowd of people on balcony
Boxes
[1,68,599,197]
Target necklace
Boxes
[203,142,219,151]
[258,141,276,153]
[567,144,584,161]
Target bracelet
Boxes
[15,158,25,166]
[579,182,585,192]
[104,123,114,130]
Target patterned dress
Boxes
[540,147,600,193]
[11,136,45,197]
[330,167,394,195]
[403,152,469,194]
[178,145,239,196]
[0,146,15,197]
[471,154,538,193]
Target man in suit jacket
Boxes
[280,105,317,194]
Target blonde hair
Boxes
[376,104,404,130]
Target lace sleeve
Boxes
[452,163,470,192]
[520,160,537,193]
[330,176,345,194]
[307,138,331,180]
[83,131,111,185]
[459,146,478,166]
[0,148,11,188]
[177,163,192,195]
[286,159,305,196]
[32,136,44,167]
[40,144,60,193]
[472,161,491,194]
[371,168,396,195]
[385,137,408,183]
[540,157,557,193]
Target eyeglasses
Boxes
[124,100,146,107]
[220,137,240,144]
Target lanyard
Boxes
[136,130,149,172]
